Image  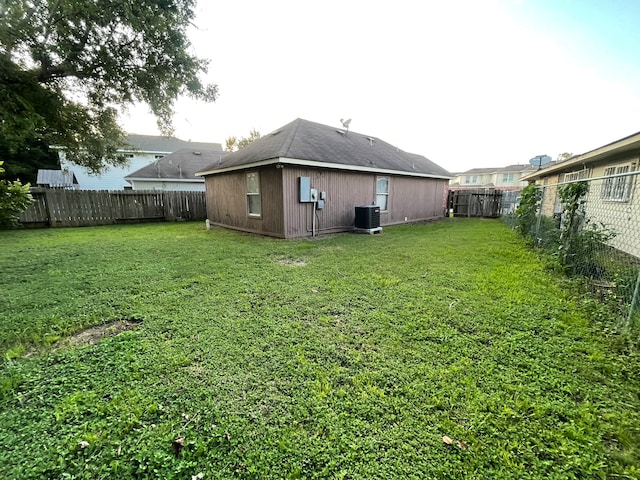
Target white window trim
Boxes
[246,171,262,218]
[376,176,390,211]
[502,173,514,183]
[563,170,588,183]
[601,164,633,202]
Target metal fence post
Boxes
[626,269,640,329]
[535,185,545,239]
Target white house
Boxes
[58,134,223,190]
[449,164,535,190]
[521,131,640,259]
[125,148,227,191]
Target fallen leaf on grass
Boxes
[442,435,453,445]
[456,440,468,450]
[172,437,185,457]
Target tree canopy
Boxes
[0,0,217,175]
[225,129,261,152]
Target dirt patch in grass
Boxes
[273,256,306,267]
[66,318,143,347]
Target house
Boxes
[449,164,535,190]
[58,134,223,190]
[449,164,536,212]
[124,148,227,191]
[35,169,79,189]
[521,131,640,258]
[196,118,452,238]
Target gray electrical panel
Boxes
[299,177,311,202]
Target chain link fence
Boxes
[505,170,640,329]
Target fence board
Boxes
[447,189,503,218]
[17,189,207,228]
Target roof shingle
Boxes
[198,118,451,178]
[126,149,227,180]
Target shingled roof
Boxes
[197,118,451,179]
[457,164,535,175]
[126,149,227,181]
[123,134,222,153]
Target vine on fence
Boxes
[557,181,615,278]
[514,184,541,238]
[510,179,638,330]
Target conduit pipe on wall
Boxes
[312,202,317,237]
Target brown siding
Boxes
[387,176,447,224]
[282,167,374,238]
[204,165,447,238]
[281,167,447,238]
[204,166,284,237]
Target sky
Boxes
[120,0,640,173]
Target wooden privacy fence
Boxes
[447,189,503,218]
[19,189,207,227]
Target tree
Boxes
[556,152,573,162]
[0,0,217,175]
[225,129,261,152]
[0,137,59,184]
[0,161,32,225]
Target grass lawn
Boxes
[1,219,639,479]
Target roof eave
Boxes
[522,132,640,181]
[125,177,204,182]
[196,157,453,180]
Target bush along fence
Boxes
[505,171,640,329]
[16,189,207,228]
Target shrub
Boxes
[0,161,32,226]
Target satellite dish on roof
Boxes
[529,154,552,170]
[340,118,351,129]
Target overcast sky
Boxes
[121,0,640,173]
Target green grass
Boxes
[1,219,639,479]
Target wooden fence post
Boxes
[43,189,56,227]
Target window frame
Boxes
[564,170,588,183]
[502,173,514,183]
[601,164,632,202]
[464,175,478,184]
[246,171,262,218]
[376,176,390,211]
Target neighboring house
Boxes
[124,148,227,192]
[521,131,640,258]
[449,164,535,190]
[196,118,452,238]
[449,164,536,212]
[35,169,79,189]
[58,134,223,190]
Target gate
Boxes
[447,189,503,218]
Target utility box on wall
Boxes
[299,177,311,202]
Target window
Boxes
[376,176,389,211]
[564,170,588,182]
[502,173,514,183]
[464,175,478,184]
[246,172,261,217]
[601,165,632,201]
